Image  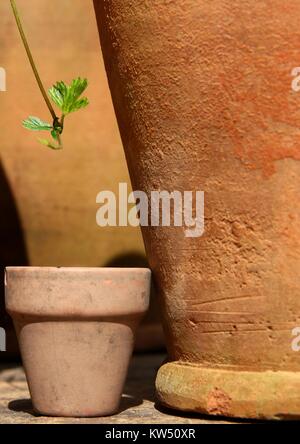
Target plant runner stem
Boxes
[10,0,58,121]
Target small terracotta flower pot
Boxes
[5,267,150,417]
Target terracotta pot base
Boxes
[14,320,137,418]
[156,362,300,420]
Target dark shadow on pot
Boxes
[104,252,165,353]
[0,161,28,361]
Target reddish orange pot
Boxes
[95,0,300,419]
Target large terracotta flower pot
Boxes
[0,0,163,357]
[94,0,300,419]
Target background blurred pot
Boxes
[95,0,300,419]
[0,0,163,357]
[5,267,151,417]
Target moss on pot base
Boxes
[156,362,300,420]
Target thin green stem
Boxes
[10,0,57,121]
[56,133,63,150]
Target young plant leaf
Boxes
[69,77,88,102]
[71,97,89,112]
[23,116,52,131]
[49,78,89,115]
[22,80,88,151]
[48,81,66,110]
[11,1,89,150]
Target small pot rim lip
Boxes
[6,267,151,318]
[5,266,151,273]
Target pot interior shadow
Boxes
[0,160,28,360]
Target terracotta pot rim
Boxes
[5,266,151,274]
[5,267,151,318]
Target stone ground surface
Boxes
[0,353,237,424]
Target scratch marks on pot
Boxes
[186,314,296,336]
[186,294,263,308]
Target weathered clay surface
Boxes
[95,0,300,418]
[5,267,150,417]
